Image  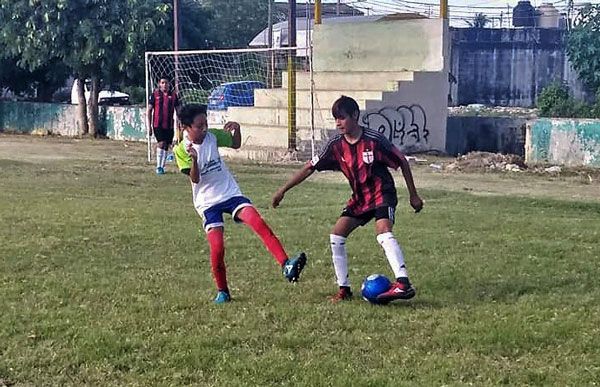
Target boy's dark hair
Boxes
[332,95,360,120]
[178,104,207,126]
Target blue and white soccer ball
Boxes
[361,274,392,304]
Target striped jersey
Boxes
[148,90,179,129]
[310,128,405,214]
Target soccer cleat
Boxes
[214,290,231,304]
[331,287,353,303]
[155,167,165,175]
[283,252,307,282]
[376,278,416,303]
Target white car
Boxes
[71,79,130,105]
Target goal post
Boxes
[144,46,314,162]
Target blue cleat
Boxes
[283,252,307,282]
[155,167,165,175]
[214,291,231,304]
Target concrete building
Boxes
[227,15,450,160]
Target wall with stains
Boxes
[526,118,600,166]
[0,102,147,141]
[314,18,445,72]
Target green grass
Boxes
[1,138,600,386]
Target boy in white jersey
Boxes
[174,104,307,304]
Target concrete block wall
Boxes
[446,116,527,156]
[526,118,600,166]
[0,101,147,141]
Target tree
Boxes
[178,0,213,50]
[0,0,170,136]
[467,13,490,29]
[567,4,600,93]
[201,0,274,48]
[0,57,70,102]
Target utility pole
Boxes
[337,0,341,16]
[287,0,297,151]
[315,0,322,24]
[173,0,180,93]
[268,0,273,48]
[440,0,448,19]
[567,0,574,30]
[267,0,273,87]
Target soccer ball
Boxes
[361,274,392,305]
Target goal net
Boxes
[145,47,313,162]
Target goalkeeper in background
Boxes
[173,104,307,304]
[147,77,180,175]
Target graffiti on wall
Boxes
[361,105,429,148]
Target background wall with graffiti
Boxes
[362,72,448,153]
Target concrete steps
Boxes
[254,88,383,110]
[228,106,336,129]
[217,70,423,163]
[282,71,414,91]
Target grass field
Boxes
[1,134,600,386]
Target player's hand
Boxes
[223,121,240,134]
[272,189,285,208]
[186,144,198,160]
[410,195,423,213]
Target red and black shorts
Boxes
[153,127,174,144]
[340,205,396,226]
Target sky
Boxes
[276,0,600,27]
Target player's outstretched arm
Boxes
[223,122,241,149]
[272,163,315,208]
[398,156,423,213]
[187,144,200,183]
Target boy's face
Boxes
[185,113,208,144]
[335,110,359,134]
[159,79,170,92]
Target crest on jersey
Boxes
[362,150,374,164]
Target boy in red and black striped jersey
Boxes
[272,95,424,303]
[147,77,180,174]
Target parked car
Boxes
[71,79,130,105]
[207,81,265,111]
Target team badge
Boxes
[362,150,374,164]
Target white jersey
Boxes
[184,132,243,214]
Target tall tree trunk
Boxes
[35,84,55,102]
[88,75,100,138]
[76,78,89,135]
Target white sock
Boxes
[330,234,350,287]
[160,148,168,168]
[376,232,408,279]
[156,148,165,168]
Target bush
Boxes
[122,86,146,105]
[537,83,599,118]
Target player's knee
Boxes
[375,220,393,234]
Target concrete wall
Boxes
[450,28,593,108]
[361,71,448,153]
[446,116,527,156]
[314,19,445,73]
[526,118,600,166]
[308,18,449,154]
[101,106,146,141]
[0,101,79,136]
[0,101,146,141]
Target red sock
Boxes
[206,228,228,291]
[237,206,288,266]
